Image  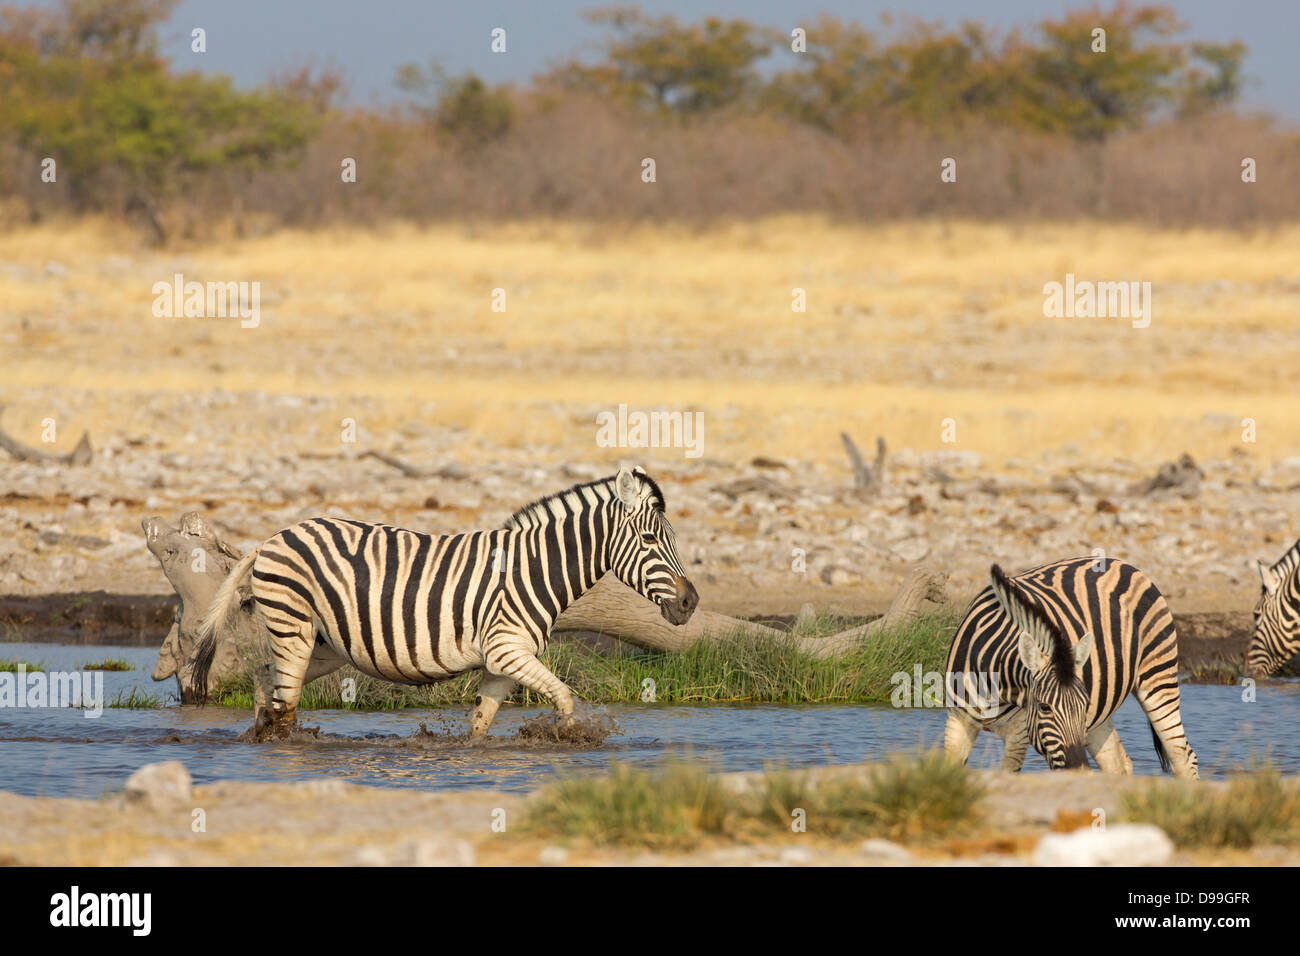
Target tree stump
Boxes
[142,513,264,702]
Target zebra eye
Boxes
[641,533,658,546]
[1039,703,1052,715]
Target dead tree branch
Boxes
[0,405,92,466]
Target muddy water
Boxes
[1,642,1296,799]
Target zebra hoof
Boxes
[255,705,295,730]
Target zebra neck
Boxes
[512,507,611,616]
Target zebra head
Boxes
[1247,542,1300,678]
[990,564,1093,770]
[609,466,698,626]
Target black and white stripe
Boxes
[191,466,697,735]
[1248,537,1300,677]
[944,556,1198,777]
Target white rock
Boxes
[539,845,569,866]
[779,846,816,866]
[404,837,475,867]
[858,838,913,863]
[1031,824,1173,867]
[124,761,192,807]
[820,565,863,587]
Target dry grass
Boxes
[523,751,985,848]
[1121,769,1300,848]
[3,216,1298,469]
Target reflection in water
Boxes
[0,642,1297,798]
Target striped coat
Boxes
[1248,537,1300,677]
[944,557,1198,777]
[191,467,697,736]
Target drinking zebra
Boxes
[1247,537,1300,677]
[944,557,1198,778]
[189,467,698,735]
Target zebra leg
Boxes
[997,708,1030,772]
[258,620,316,728]
[1135,683,1200,779]
[1086,717,1133,775]
[253,639,345,715]
[943,710,979,766]
[469,672,518,740]
[482,634,576,720]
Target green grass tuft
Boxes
[756,751,985,840]
[0,658,43,672]
[1122,768,1300,848]
[526,760,740,849]
[210,609,959,709]
[524,750,983,848]
[79,657,134,672]
[107,688,163,709]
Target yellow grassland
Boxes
[2,216,1297,468]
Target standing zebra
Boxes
[1247,537,1300,677]
[190,467,698,735]
[944,557,1198,778]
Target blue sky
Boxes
[20,0,1300,117]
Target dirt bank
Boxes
[0,591,1276,678]
[0,762,1291,866]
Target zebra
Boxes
[189,466,698,736]
[943,557,1198,778]
[1247,537,1300,678]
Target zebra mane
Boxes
[504,470,665,529]
[1270,536,1300,578]
[991,564,1075,684]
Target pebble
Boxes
[124,761,192,808]
[1031,824,1174,867]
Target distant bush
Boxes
[395,64,514,146]
[0,0,328,241]
[0,1,1291,238]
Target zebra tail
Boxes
[190,546,261,703]
[1148,721,1171,774]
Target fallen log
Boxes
[144,511,952,695]
[361,449,469,480]
[0,404,92,466]
[553,567,949,658]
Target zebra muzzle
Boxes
[1062,743,1089,770]
[660,576,699,626]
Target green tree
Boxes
[396,64,514,146]
[1176,40,1246,117]
[763,4,1246,140]
[0,0,324,241]
[766,15,1017,133]
[547,5,779,114]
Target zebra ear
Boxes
[1257,559,1280,595]
[1073,632,1094,672]
[1017,629,1045,673]
[615,467,640,511]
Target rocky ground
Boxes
[0,758,1289,867]
[0,398,1294,628]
